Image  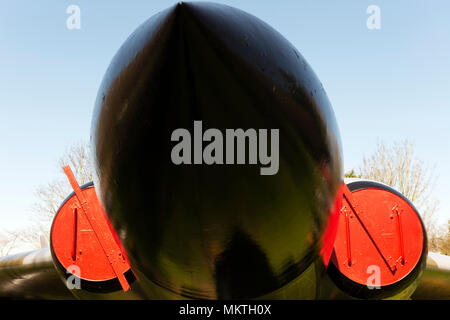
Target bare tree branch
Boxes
[1,141,94,252]
[357,139,442,251]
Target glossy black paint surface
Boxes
[91,2,342,299]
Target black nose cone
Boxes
[91,2,342,299]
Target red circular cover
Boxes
[51,185,118,282]
[332,187,424,287]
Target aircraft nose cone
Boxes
[91,2,342,299]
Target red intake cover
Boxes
[50,172,133,292]
[331,181,425,290]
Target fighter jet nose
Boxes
[91,2,343,299]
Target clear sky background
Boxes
[0,0,449,233]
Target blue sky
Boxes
[0,0,449,231]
